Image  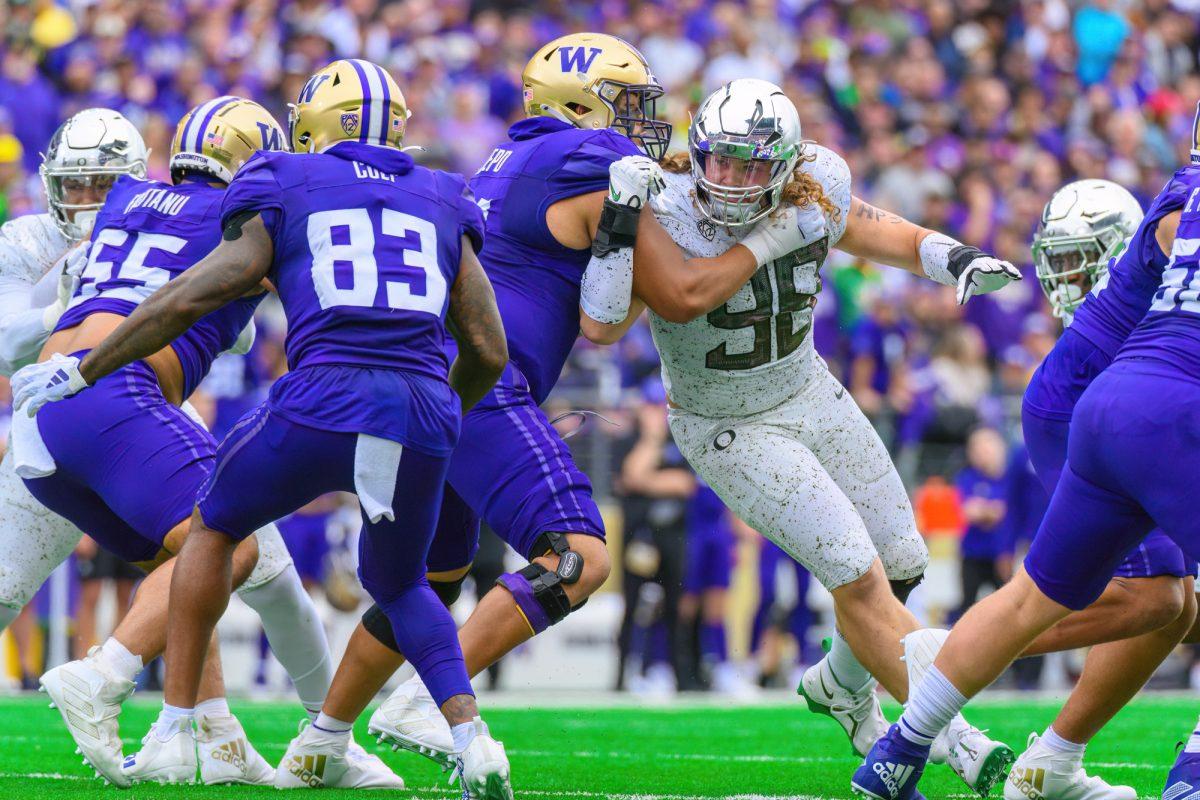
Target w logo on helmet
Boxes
[256,122,283,151]
[558,46,602,73]
[298,74,331,104]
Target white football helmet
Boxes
[687,78,804,228]
[40,108,148,242]
[1032,179,1143,319]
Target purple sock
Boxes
[701,622,727,661]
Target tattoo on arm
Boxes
[852,199,905,224]
[80,214,275,384]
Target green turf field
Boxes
[0,693,1186,799]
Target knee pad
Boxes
[496,563,583,635]
[362,602,400,653]
[889,574,924,604]
[431,574,467,607]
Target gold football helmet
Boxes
[289,59,409,154]
[523,33,672,160]
[170,96,286,184]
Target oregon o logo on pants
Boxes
[713,430,736,451]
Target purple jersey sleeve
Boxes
[543,130,642,207]
[220,153,286,240]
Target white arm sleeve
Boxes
[579,248,634,325]
[30,256,65,307]
[0,216,72,375]
[0,277,49,376]
[799,145,852,246]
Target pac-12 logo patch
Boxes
[697,218,717,241]
[714,430,736,450]
[340,113,360,135]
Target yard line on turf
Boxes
[0,772,90,781]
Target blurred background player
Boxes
[951,427,1014,622]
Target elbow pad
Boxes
[580,247,634,325]
[591,198,641,258]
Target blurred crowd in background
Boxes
[1,0,1199,695]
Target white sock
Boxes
[451,718,485,753]
[313,712,353,736]
[194,697,231,720]
[155,703,194,741]
[898,665,966,746]
[238,561,334,714]
[96,637,143,683]
[1184,716,1200,753]
[1041,725,1086,756]
[826,628,873,692]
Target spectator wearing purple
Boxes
[952,427,1013,620]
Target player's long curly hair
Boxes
[660,143,841,226]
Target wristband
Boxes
[591,198,641,258]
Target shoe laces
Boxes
[830,687,877,723]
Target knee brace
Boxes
[362,602,400,652]
[431,573,467,607]
[530,530,584,584]
[497,562,582,635]
[890,574,925,604]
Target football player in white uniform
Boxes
[0,108,338,785]
[579,79,1022,797]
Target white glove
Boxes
[608,155,665,209]
[12,352,90,417]
[955,255,1022,305]
[739,204,823,267]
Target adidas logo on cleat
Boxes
[872,761,914,798]
[211,739,248,770]
[1163,781,1200,800]
[1007,767,1045,799]
[287,754,327,788]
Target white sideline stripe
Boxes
[0,772,90,781]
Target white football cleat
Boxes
[938,719,1017,797]
[122,721,197,785]
[275,722,404,789]
[454,719,514,800]
[39,648,135,787]
[1004,733,1136,800]
[797,657,889,756]
[196,713,274,785]
[368,677,455,768]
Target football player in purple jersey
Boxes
[7,99,320,788]
[853,103,1200,800]
[343,34,815,764]
[15,59,514,798]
